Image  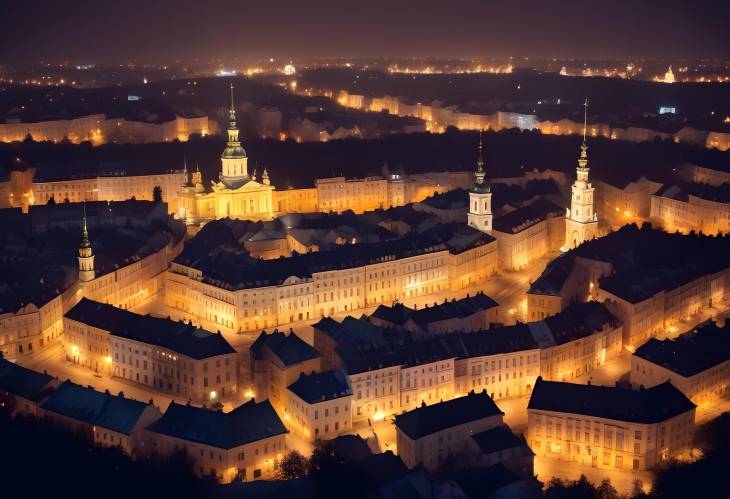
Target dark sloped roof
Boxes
[146,399,287,449]
[324,434,373,462]
[40,381,151,434]
[451,463,521,499]
[492,198,564,234]
[250,330,320,367]
[65,298,236,360]
[0,357,54,401]
[287,370,352,404]
[543,300,618,345]
[471,425,532,455]
[634,321,730,377]
[395,391,503,440]
[528,378,696,424]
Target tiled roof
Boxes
[0,357,55,402]
[528,378,696,424]
[634,321,730,378]
[146,399,287,449]
[250,330,321,367]
[395,391,503,440]
[287,370,352,404]
[471,425,532,455]
[41,381,152,434]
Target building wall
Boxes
[111,336,238,404]
[166,242,496,334]
[0,294,64,362]
[597,268,729,351]
[283,392,352,442]
[251,351,321,415]
[350,365,401,425]
[272,188,318,214]
[454,350,540,400]
[397,413,504,471]
[493,216,564,272]
[630,356,730,406]
[527,407,695,471]
[143,430,285,483]
[400,358,455,412]
[539,323,624,382]
[650,193,730,236]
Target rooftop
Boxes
[528,377,696,424]
[146,399,287,449]
[287,370,352,404]
[394,390,504,440]
[492,197,564,234]
[372,292,499,330]
[250,330,321,367]
[0,357,55,402]
[633,321,730,378]
[40,381,152,434]
[471,425,532,455]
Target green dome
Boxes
[221,145,247,159]
[470,181,491,194]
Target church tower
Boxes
[219,83,249,188]
[563,99,598,251]
[467,131,492,233]
[78,204,95,282]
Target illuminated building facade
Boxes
[176,85,275,224]
[650,182,730,235]
[165,223,497,333]
[283,370,353,442]
[532,301,623,382]
[142,400,287,483]
[529,224,730,350]
[395,391,505,471]
[0,201,184,363]
[594,176,661,230]
[630,321,730,406]
[250,330,322,415]
[527,378,696,471]
[0,112,209,144]
[64,298,238,403]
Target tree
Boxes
[153,185,163,203]
[275,450,308,480]
[47,196,56,205]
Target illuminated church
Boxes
[177,84,275,224]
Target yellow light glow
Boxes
[209,390,218,401]
[372,411,386,422]
[70,345,79,355]
[104,355,112,364]
[244,389,254,399]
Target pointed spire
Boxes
[579,98,589,170]
[228,82,236,125]
[475,130,486,185]
[81,202,91,249]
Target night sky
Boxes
[1,0,729,64]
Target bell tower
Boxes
[562,99,598,251]
[219,83,249,188]
[467,131,493,233]
[78,203,95,282]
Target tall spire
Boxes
[228,82,236,126]
[80,202,91,249]
[578,98,589,171]
[475,130,486,185]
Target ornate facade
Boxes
[177,84,275,224]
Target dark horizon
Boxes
[1,0,729,65]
